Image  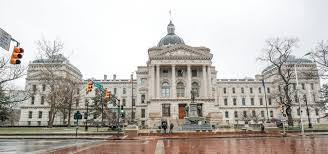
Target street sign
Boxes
[0,28,11,51]
[94,82,103,89]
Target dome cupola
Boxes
[157,20,185,47]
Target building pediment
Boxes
[149,45,213,60]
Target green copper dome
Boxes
[157,21,185,47]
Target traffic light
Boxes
[279,105,284,113]
[120,105,125,118]
[105,89,111,98]
[86,80,93,93]
[10,47,24,64]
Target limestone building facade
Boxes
[19,21,325,127]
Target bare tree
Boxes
[310,40,328,117]
[34,38,81,127]
[0,54,29,125]
[258,37,298,126]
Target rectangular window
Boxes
[295,95,299,103]
[242,98,246,106]
[41,96,44,105]
[302,83,305,90]
[251,98,254,105]
[234,111,238,118]
[268,98,272,105]
[252,110,256,117]
[311,83,314,90]
[177,70,183,77]
[267,88,270,93]
[241,87,244,93]
[141,109,145,118]
[38,111,42,119]
[250,87,253,94]
[297,108,300,116]
[223,87,226,94]
[162,104,170,117]
[258,87,261,94]
[270,110,273,117]
[224,98,228,106]
[76,99,79,107]
[28,111,32,119]
[123,88,126,94]
[27,121,31,126]
[162,70,168,77]
[261,111,265,117]
[232,87,235,94]
[243,111,247,118]
[132,98,135,106]
[192,70,197,77]
[114,88,117,94]
[42,84,46,91]
[32,85,37,92]
[233,98,237,106]
[140,78,146,85]
[259,98,263,105]
[141,94,145,104]
[122,99,126,106]
[31,96,35,105]
[38,121,41,126]
[225,111,229,118]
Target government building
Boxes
[19,20,325,128]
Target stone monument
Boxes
[180,91,212,132]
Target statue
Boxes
[190,91,195,103]
[185,105,189,117]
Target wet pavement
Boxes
[2,136,328,153]
[0,139,99,154]
[163,136,328,154]
[48,136,328,154]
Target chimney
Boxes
[104,74,107,81]
[113,74,116,81]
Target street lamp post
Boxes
[131,73,134,124]
[295,52,311,136]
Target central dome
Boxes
[157,21,185,47]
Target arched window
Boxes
[161,82,170,97]
[176,82,185,97]
[191,82,199,97]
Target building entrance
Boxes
[178,104,186,119]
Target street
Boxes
[0,139,99,154]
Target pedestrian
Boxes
[169,123,174,133]
[162,121,167,134]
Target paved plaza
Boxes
[43,135,328,154]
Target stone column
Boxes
[202,65,207,98]
[151,65,155,99]
[171,65,176,98]
[207,65,212,98]
[186,64,191,98]
[156,64,160,98]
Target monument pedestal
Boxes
[180,103,212,132]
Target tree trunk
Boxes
[67,94,73,128]
[284,86,294,126]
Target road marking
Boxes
[155,140,165,154]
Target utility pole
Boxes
[131,73,134,123]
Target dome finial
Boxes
[167,20,175,34]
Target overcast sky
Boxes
[1,0,327,89]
